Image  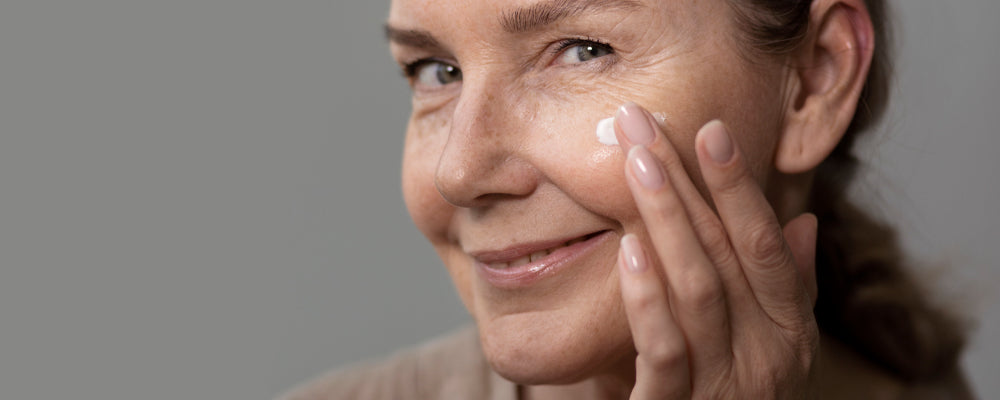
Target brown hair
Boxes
[726,0,966,382]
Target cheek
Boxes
[559,144,637,223]
[523,106,641,229]
[401,119,481,311]
[401,115,451,241]
[402,141,463,310]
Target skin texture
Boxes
[387,0,879,397]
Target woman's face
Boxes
[389,0,791,384]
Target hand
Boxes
[613,103,820,399]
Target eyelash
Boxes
[399,37,615,79]
[401,57,449,79]
[550,37,614,59]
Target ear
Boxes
[775,0,875,174]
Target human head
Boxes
[387,0,878,384]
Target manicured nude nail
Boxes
[629,145,664,189]
[701,120,733,164]
[621,234,646,273]
[616,102,655,145]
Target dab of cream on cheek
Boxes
[595,112,667,145]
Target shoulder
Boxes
[277,325,518,400]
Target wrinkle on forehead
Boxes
[498,0,643,33]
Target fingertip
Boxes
[696,119,757,202]
[699,119,726,134]
[615,101,656,147]
[626,145,667,190]
[620,233,647,273]
[618,101,641,117]
[786,213,819,243]
[621,232,638,245]
[804,212,819,232]
[696,120,733,165]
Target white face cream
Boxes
[595,117,618,145]
[595,112,667,146]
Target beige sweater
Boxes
[278,326,517,400]
[278,325,975,400]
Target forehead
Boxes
[388,0,657,29]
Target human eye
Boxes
[402,59,462,89]
[552,39,614,66]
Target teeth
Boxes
[489,262,509,269]
[484,235,595,269]
[510,255,531,268]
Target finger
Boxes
[615,103,753,306]
[614,103,718,233]
[625,144,733,370]
[618,234,691,400]
[694,120,813,322]
[782,213,819,307]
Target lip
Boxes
[472,230,613,289]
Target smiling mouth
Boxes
[472,230,612,289]
[481,231,604,269]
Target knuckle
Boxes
[639,340,686,371]
[625,284,661,315]
[743,223,789,267]
[647,190,685,222]
[676,268,724,313]
[694,218,735,265]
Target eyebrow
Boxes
[384,26,442,50]
[499,0,643,33]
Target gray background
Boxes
[0,0,995,399]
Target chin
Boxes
[475,307,633,385]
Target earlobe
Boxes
[775,0,875,174]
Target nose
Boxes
[434,80,539,208]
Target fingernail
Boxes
[616,102,655,145]
[701,120,733,164]
[621,234,646,273]
[628,145,664,189]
